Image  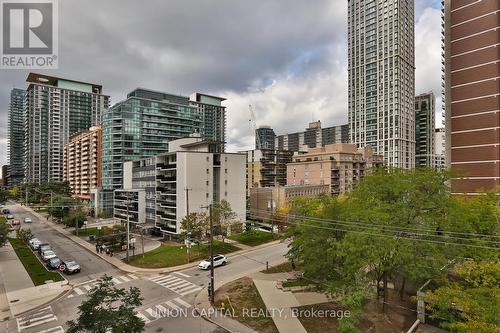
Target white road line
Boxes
[18,315,57,330]
[152,276,179,284]
[165,301,180,311]
[145,308,155,318]
[111,277,121,284]
[127,273,138,279]
[174,297,192,308]
[136,313,151,324]
[156,304,168,314]
[74,288,84,295]
[35,326,64,333]
[175,283,200,292]
[66,294,74,298]
[173,271,190,278]
[168,281,191,289]
[179,286,202,296]
[119,275,130,282]
[82,285,92,291]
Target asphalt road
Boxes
[3,203,119,284]
[1,202,289,333]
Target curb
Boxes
[14,283,73,318]
[21,202,286,275]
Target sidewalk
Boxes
[252,279,307,333]
[0,240,70,317]
[22,203,285,275]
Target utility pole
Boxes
[185,187,192,263]
[209,203,214,304]
[141,227,145,260]
[25,184,28,206]
[126,193,130,263]
[50,191,53,223]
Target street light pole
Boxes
[126,193,130,263]
[185,187,192,263]
[209,204,214,304]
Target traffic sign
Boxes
[59,264,66,272]
[130,238,136,243]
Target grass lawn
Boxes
[282,278,311,288]
[229,230,277,246]
[128,240,240,268]
[215,277,279,333]
[9,238,64,286]
[261,261,303,274]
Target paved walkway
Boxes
[0,237,71,318]
[253,279,307,333]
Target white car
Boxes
[29,238,41,249]
[6,215,14,220]
[24,217,32,223]
[198,254,227,270]
[41,250,57,261]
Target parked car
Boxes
[38,243,51,254]
[41,250,57,261]
[11,219,20,226]
[46,257,63,270]
[24,217,32,223]
[63,260,81,274]
[2,208,10,214]
[29,238,41,250]
[6,215,14,220]
[198,254,227,270]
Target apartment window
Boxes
[224,168,227,174]
[206,169,209,174]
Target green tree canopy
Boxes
[67,275,145,333]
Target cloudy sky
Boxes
[0,0,443,176]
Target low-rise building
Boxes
[249,184,330,220]
[64,126,102,200]
[287,143,383,195]
[115,135,246,237]
[241,149,293,197]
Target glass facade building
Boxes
[8,88,26,186]
[348,0,415,168]
[100,89,226,212]
[24,73,109,183]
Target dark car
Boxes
[37,243,51,254]
[2,208,10,214]
[63,260,81,274]
[46,257,63,270]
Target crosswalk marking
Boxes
[173,271,190,278]
[67,274,139,299]
[36,326,64,333]
[174,297,192,308]
[136,313,151,324]
[145,308,156,317]
[165,301,180,311]
[16,306,58,331]
[148,274,202,296]
[136,297,192,326]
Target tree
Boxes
[63,210,87,229]
[0,188,9,204]
[67,275,145,333]
[0,217,9,247]
[180,211,209,243]
[212,200,238,243]
[285,168,498,333]
[48,196,80,222]
[423,260,500,333]
[16,228,34,244]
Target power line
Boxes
[250,208,500,240]
[244,213,500,251]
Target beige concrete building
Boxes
[249,184,330,221]
[287,144,384,195]
[64,126,102,200]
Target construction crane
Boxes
[249,104,261,149]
